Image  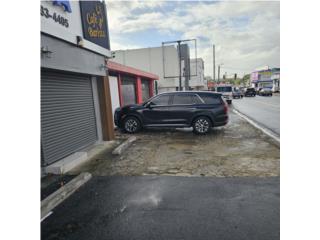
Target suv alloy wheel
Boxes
[193,116,212,135]
[123,116,141,133]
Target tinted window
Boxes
[151,95,170,106]
[199,94,222,104]
[172,94,194,105]
[192,95,203,104]
[217,86,232,92]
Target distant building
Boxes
[271,69,280,92]
[250,67,280,92]
[113,45,197,93]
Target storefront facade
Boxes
[250,68,280,92]
[107,61,158,123]
[41,1,114,168]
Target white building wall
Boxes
[113,46,183,91]
[109,76,120,126]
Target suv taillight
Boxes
[223,100,228,113]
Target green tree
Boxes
[242,74,250,86]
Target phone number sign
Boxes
[41,5,69,28]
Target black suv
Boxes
[114,91,229,135]
[244,88,256,97]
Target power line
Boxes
[221,66,252,71]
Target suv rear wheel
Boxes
[193,116,212,135]
[123,116,141,133]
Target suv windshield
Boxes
[217,86,232,92]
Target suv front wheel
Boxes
[123,116,141,133]
[193,116,212,135]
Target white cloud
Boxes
[106,1,280,77]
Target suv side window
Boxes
[192,94,203,104]
[199,94,222,104]
[150,94,170,106]
[172,94,196,105]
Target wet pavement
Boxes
[41,176,279,240]
[232,95,280,136]
[70,108,280,177]
[44,106,280,240]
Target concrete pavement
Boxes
[232,95,280,136]
[41,176,279,240]
[69,110,280,177]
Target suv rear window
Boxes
[217,86,232,92]
[199,94,222,104]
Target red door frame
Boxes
[118,73,155,106]
[149,80,154,98]
[136,76,143,104]
[117,73,124,107]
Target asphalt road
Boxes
[42,176,279,240]
[232,95,280,136]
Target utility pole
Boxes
[217,63,224,83]
[177,40,182,91]
[213,44,215,81]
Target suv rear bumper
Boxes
[214,120,228,127]
[214,115,229,127]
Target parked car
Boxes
[216,85,233,104]
[258,87,273,96]
[239,87,246,95]
[244,88,256,97]
[114,91,229,135]
[232,88,243,99]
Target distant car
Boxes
[216,85,233,104]
[114,91,229,135]
[244,88,256,97]
[258,87,273,96]
[232,89,243,99]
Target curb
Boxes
[233,109,280,144]
[41,172,92,221]
[112,136,137,155]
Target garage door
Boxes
[41,70,98,166]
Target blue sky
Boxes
[106,0,280,77]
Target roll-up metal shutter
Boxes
[41,70,98,166]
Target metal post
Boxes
[213,44,215,81]
[218,65,220,83]
[162,39,197,91]
[178,41,182,91]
